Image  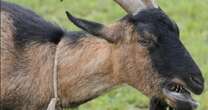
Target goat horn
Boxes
[114,0,158,15]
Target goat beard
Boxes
[149,97,194,110]
[149,97,169,110]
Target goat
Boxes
[0,0,204,110]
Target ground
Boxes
[6,0,208,110]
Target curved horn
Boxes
[114,0,158,15]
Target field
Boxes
[6,0,208,110]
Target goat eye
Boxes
[138,31,157,47]
[138,39,154,47]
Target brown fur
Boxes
[1,10,55,110]
[56,22,162,107]
[1,10,162,110]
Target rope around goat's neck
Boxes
[47,46,60,110]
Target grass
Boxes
[6,0,208,110]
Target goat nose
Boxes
[190,76,204,94]
[190,76,203,86]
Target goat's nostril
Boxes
[190,76,203,86]
[188,75,204,95]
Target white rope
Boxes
[47,1,65,109]
[47,46,60,110]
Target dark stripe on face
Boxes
[132,8,204,94]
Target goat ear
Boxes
[66,11,118,43]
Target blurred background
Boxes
[7,0,208,110]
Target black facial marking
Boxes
[133,9,180,46]
[132,8,204,95]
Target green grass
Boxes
[6,0,208,110]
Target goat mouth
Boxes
[162,82,199,109]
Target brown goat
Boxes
[0,0,204,110]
